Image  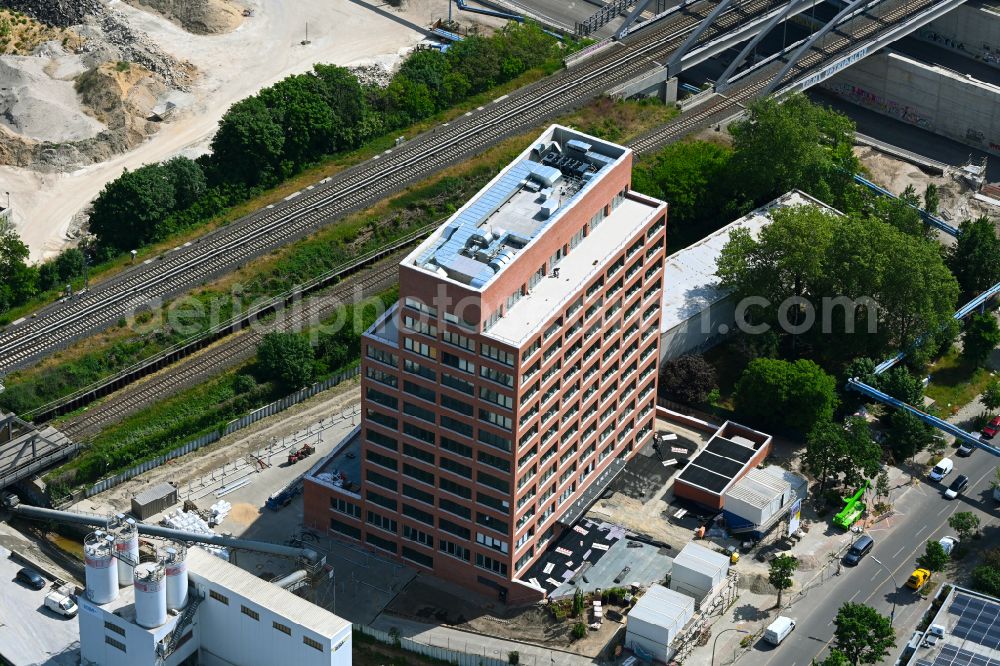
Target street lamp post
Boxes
[870,556,898,625]
[712,628,750,665]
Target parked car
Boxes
[843,534,874,566]
[939,536,959,555]
[944,474,970,499]
[44,591,77,618]
[907,569,931,589]
[983,416,1000,439]
[16,568,45,590]
[764,617,796,646]
[957,441,976,457]
[929,458,954,482]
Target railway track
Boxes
[60,258,401,440]
[629,0,945,153]
[0,0,791,374]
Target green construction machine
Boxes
[833,480,869,530]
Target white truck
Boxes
[44,591,78,618]
[764,616,796,646]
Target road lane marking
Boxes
[871,572,880,581]
[810,465,995,664]
[938,505,951,515]
[893,546,906,557]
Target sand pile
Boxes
[76,61,166,146]
[0,56,103,142]
[126,0,244,35]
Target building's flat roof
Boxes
[723,467,790,509]
[186,548,351,638]
[367,303,400,346]
[910,587,1000,666]
[486,194,662,344]
[661,190,837,333]
[671,542,730,577]
[628,583,694,629]
[0,547,80,665]
[405,125,629,291]
[97,582,182,639]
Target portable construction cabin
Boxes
[722,467,793,538]
[669,542,730,604]
[625,584,695,664]
[131,482,178,520]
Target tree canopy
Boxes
[717,203,959,367]
[728,94,860,207]
[733,357,838,433]
[950,216,1000,296]
[832,602,896,665]
[916,539,949,573]
[963,312,1000,367]
[255,332,315,388]
[768,554,798,607]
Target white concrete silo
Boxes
[114,517,139,586]
[134,560,167,628]
[84,531,118,604]
[164,545,188,611]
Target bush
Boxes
[508,651,519,665]
[571,622,587,640]
[973,565,1000,597]
[255,332,315,388]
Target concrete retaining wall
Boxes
[823,51,1000,155]
[918,1,1000,68]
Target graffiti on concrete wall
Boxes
[968,128,986,144]
[823,82,934,130]
[918,27,1000,64]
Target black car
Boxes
[16,567,45,590]
[843,534,874,566]
[945,474,970,499]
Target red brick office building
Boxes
[304,125,667,603]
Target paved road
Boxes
[738,452,998,666]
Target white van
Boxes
[44,591,78,618]
[764,616,796,646]
[929,458,954,482]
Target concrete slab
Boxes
[0,546,80,666]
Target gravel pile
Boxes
[350,63,393,88]
[93,8,191,90]
[0,0,102,27]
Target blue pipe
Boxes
[872,280,1000,375]
[853,174,959,237]
[679,82,701,93]
[848,378,1000,455]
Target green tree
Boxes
[210,96,285,186]
[816,650,852,666]
[163,156,207,209]
[963,312,1000,367]
[875,468,890,508]
[0,223,36,313]
[312,63,368,149]
[88,164,177,250]
[659,354,718,405]
[972,565,1000,596]
[924,183,940,214]
[839,417,882,488]
[805,420,847,491]
[886,410,934,467]
[768,554,798,607]
[916,539,949,574]
[727,94,860,207]
[255,332,315,388]
[733,358,838,433]
[832,602,896,665]
[631,141,732,242]
[949,511,982,541]
[877,366,924,405]
[982,379,1000,412]
[950,216,1000,296]
[572,588,584,617]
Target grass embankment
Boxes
[3,97,673,418]
[925,346,994,416]
[46,288,395,492]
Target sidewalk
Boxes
[370,615,602,666]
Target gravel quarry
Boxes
[0,0,496,262]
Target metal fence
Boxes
[354,624,507,666]
[84,366,361,498]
